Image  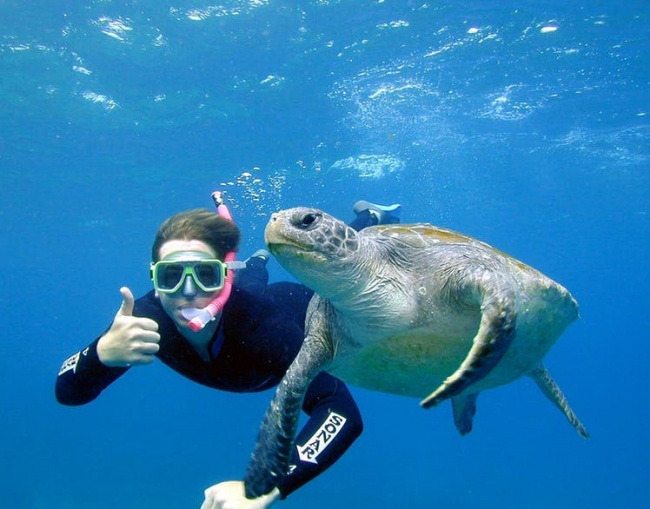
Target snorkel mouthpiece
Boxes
[185,190,238,332]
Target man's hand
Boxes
[201,481,280,509]
[97,287,160,367]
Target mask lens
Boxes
[159,263,185,291]
[194,262,222,289]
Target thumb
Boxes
[116,286,135,317]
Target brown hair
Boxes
[151,208,241,262]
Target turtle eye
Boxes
[297,212,321,229]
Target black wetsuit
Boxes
[56,277,363,498]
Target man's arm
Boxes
[275,371,363,498]
[55,337,129,405]
[55,287,159,405]
[201,372,362,508]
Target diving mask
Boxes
[150,259,228,294]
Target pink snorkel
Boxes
[181,191,243,332]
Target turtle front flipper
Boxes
[421,281,517,408]
[244,297,336,498]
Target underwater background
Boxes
[1,1,648,508]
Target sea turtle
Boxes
[244,207,588,498]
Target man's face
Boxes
[155,239,222,334]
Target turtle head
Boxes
[265,207,360,298]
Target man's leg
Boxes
[349,200,401,231]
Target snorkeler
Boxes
[55,193,401,508]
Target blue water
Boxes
[1,1,648,507]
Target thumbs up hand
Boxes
[97,287,160,367]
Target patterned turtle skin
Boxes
[244,207,588,498]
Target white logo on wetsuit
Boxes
[296,411,347,464]
[58,352,80,375]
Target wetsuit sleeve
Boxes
[55,337,129,405]
[276,372,363,498]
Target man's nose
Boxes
[181,275,198,297]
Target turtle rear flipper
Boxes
[451,393,478,435]
[528,364,590,439]
[421,284,517,408]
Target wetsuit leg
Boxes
[348,209,378,232]
[235,257,269,295]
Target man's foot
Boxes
[353,200,401,225]
[244,249,270,267]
